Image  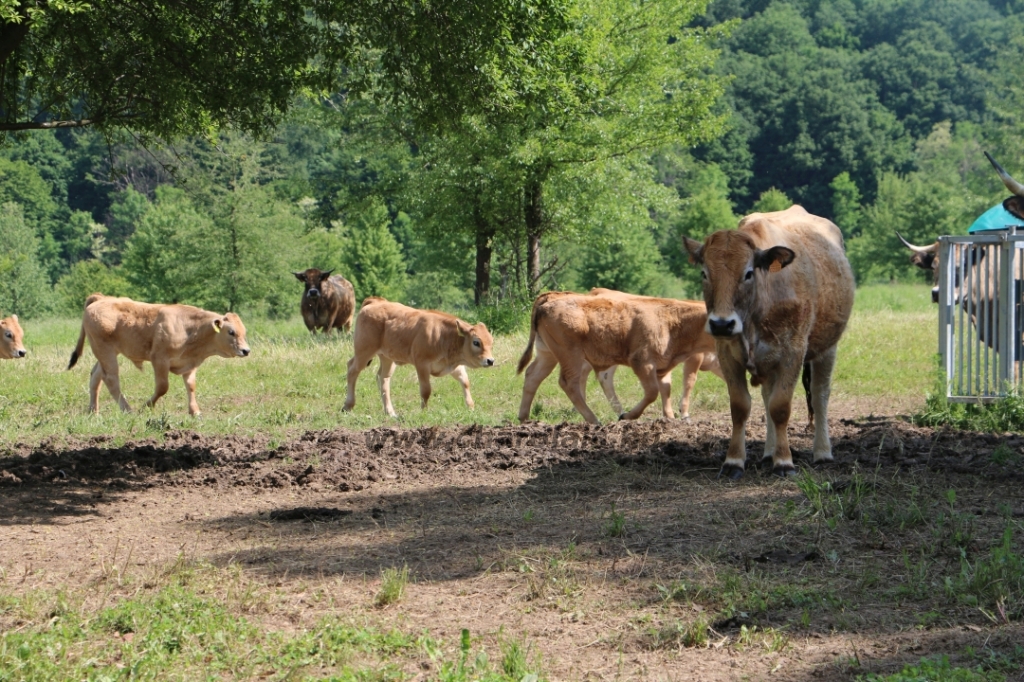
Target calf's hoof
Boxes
[772,464,798,478]
[618,413,627,421]
[718,464,745,480]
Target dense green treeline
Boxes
[3,0,1024,324]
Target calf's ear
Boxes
[10,315,16,322]
[755,246,795,272]
[682,237,705,264]
[212,318,223,334]
[293,272,306,282]
[456,320,473,337]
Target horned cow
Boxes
[683,205,855,479]
[67,294,251,416]
[343,297,495,417]
[516,291,717,424]
[0,314,26,360]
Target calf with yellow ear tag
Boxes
[0,314,26,359]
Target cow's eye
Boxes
[701,270,708,281]
[228,329,236,336]
[473,339,481,347]
[4,332,10,339]
[744,269,754,281]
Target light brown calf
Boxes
[343,297,495,417]
[683,205,855,478]
[516,291,716,424]
[68,294,251,415]
[587,288,722,421]
[0,314,26,359]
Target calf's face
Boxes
[212,312,251,358]
[683,232,794,337]
[294,269,334,300]
[459,321,496,368]
[0,315,26,359]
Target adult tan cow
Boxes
[68,294,251,415]
[586,288,722,421]
[516,291,717,424]
[0,314,26,359]
[683,205,854,479]
[343,297,495,417]
[293,268,356,333]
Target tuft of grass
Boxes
[650,616,711,649]
[374,565,410,608]
[954,526,1024,621]
[916,386,1024,433]
[858,655,1006,682]
[602,505,626,537]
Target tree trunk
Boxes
[524,177,544,298]
[474,209,494,306]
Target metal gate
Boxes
[938,231,1024,402]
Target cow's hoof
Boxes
[680,415,692,423]
[618,413,627,421]
[772,465,798,478]
[718,464,745,480]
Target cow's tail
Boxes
[67,293,102,370]
[516,301,545,375]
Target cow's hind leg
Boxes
[809,347,838,463]
[679,356,702,421]
[558,363,600,424]
[89,362,105,413]
[596,365,624,415]
[449,365,474,409]
[377,356,399,417]
[93,350,131,413]
[343,349,376,412]
[518,350,558,423]
[145,360,171,411]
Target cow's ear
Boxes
[320,270,334,281]
[293,272,306,282]
[682,237,705,265]
[10,315,16,322]
[755,246,795,272]
[212,318,223,334]
[456,320,472,337]
[909,252,936,270]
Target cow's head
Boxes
[0,315,26,359]
[986,151,1024,222]
[212,312,251,358]
[683,231,794,337]
[458,320,495,367]
[897,232,942,303]
[294,268,334,300]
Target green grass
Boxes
[859,656,1006,682]
[0,283,938,446]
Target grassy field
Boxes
[0,283,938,446]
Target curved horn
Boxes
[985,151,1024,198]
[896,231,938,254]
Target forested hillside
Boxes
[2,0,1023,324]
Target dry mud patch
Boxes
[2,415,1024,680]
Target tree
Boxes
[53,260,130,315]
[0,202,50,317]
[830,171,863,239]
[751,187,791,213]
[340,200,407,300]
[0,0,583,139]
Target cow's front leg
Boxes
[182,368,201,416]
[763,363,802,476]
[518,350,558,422]
[719,350,751,479]
[809,346,838,462]
[377,356,399,417]
[146,360,171,410]
[658,370,674,419]
[449,365,474,409]
[414,365,433,410]
[621,362,663,420]
[558,362,600,424]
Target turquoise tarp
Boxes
[968,203,1024,233]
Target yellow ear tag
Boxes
[213,324,221,334]
[769,260,782,273]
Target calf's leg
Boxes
[518,350,559,422]
[761,362,802,476]
[449,365,474,409]
[596,365,624,414]
[377,356,399,417]
[182,368,201,416]
[343,349,376,412]
[93,350,131,413]
[558,362,600,424]
[621,362,665,420]
[719,348,752,479]
[145,360,171,410]
[679,355,703,420]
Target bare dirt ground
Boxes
[2,400,1024,681]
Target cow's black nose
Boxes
[931,288,939,304]
[485,358,494,367]
[16,350,25,358]
[307,289,319,298]
[708,318,735,336]
[241,348,250,357]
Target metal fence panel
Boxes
[938,232,1024,402]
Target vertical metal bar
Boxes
[1000,236,1014,393]
[984,242,992,394]
[967,242,975,396]
[939,239,953,400]
[958,243,966,397]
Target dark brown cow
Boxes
[0,314,26,360]
[343,297,495,417]
[683,205,855,478]
[68,294,251,415]
[294,268,355,333]
[516,291,717,424]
